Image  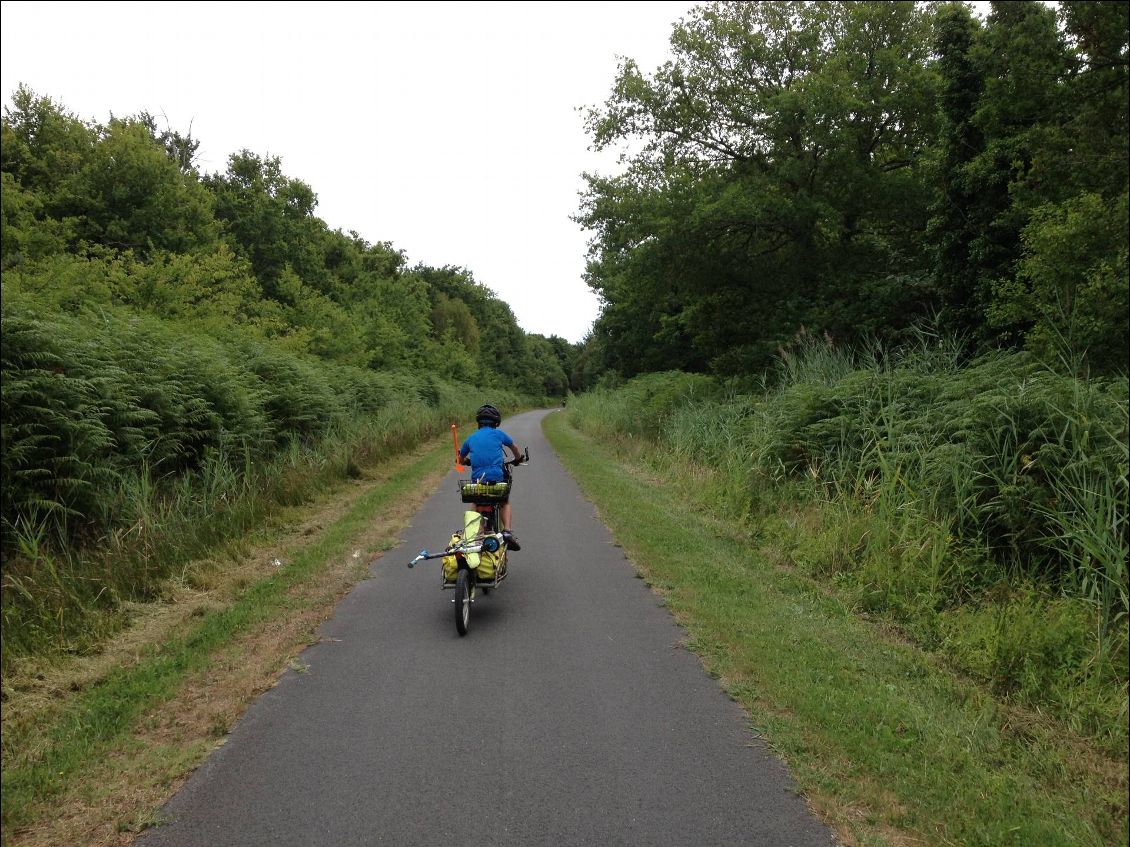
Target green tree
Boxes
[2,88,92,263]
[927,2,988,338]
[410,264,531,385]
[361,273,434,370]
[2,91,216,256]
[578,1,940,377]
[61,118,217,254]
[545,334,581,385]
[432,292,481,354]
[991,192,1129,371]
[0,170,72,265]
[139,110,202,174]
[272,267,367,364]
[967,0,1069,344]
[203,151,333,300]
[524,334,570,396]
[1056,1,1129,200]
[1,85,96,199]
[972,1,1128,365]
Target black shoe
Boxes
[503,531,521,551]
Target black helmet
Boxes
[476,404,502,427]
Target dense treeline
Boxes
[1,86,578,388]
[0,85,577,541]
[573,0,1128,384]
[0,86,576,657]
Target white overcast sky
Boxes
[0,1,697,343]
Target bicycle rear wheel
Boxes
[454,569,471,636]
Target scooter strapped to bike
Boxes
[407,443,529,636]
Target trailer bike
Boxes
[407,448,529,636]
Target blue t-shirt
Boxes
[460,427,515,482]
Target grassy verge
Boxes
[1,434,454,846]
[544,411,1128,847]
[0,398,497,670]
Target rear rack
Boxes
[441,567,508,590]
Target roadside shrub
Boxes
[754,350,1128,615]
[566,337,1128,738]
[0,290,532,666]
[0,287,525,573]
[569,371,721,440]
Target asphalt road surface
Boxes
[139,410,836,847]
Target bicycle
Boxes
[407,447,529,635]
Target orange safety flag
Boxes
[452,423,464,471]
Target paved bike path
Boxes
[140,409,836,846]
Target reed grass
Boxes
[546,411,1127,847]
[565,335,1128,748]
[1,287,527,668]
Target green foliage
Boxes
[0,84,568,667]
[432,292,481,354]
[579,0,1129,383]
[939,588,1103,704]
[928,2,989,335]
[568,370,721,440]
[1058,1,1130,197]
[566,341,1129,739]
[2,289,264,540]
[752,344,1128,614]
[1,86,577,396]
[0,171,72,264]
[578,0,942,377]
[202,150,332,299]
[1,85,97,198]
[994,191,1130,371]
[0,286,502,551]
[64,118,217,253]
[0,283,529,663]
[2,88,216,257]
[523,334,571,397]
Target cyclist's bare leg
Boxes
[500,502,521,550]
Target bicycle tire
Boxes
[454,569,471,636]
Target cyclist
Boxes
[459,404,523,551]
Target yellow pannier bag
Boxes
[444,513,506,580]
[444,542,502,580]
[441,533,461,582]
[476,547,502,579]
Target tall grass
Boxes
[567,336,1129,746]
[0,401,474,668]
[1,287,526,667]
[1040,384,1129,653]
[546,412,1127,847]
